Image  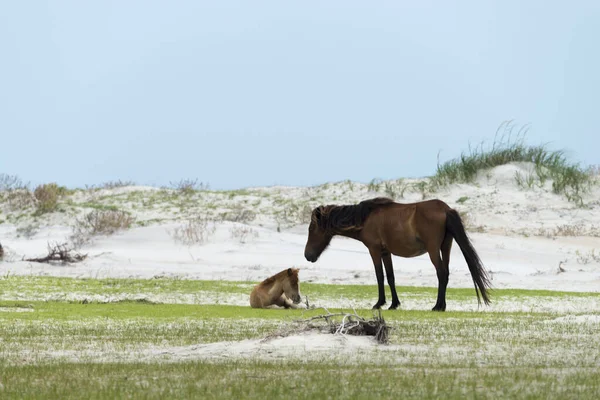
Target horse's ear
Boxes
[314,207,322,220]
[312,207,324,226]
[287,268,292,276]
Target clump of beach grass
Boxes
[169,178,209,195]
[433,122,593,205]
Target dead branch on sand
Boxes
[306,309,390,344]
[263,309,390,344]
[24,242,87,264]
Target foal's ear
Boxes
[287,268,292,276]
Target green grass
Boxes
[0,297,599,398]
[2,276,600,309]
[0,301,311,321]
[0,277,599,398]
[1,361,598,399]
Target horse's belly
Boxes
[405,249,428,258]
[388,241,427,258]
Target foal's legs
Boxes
[431,235,452,311]
[382,251,400,309]
[274,294,300,309]
[368,247,387,309]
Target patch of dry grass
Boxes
[534,223,600,238]
[170,214,216,245]
[70,209,135,247]
[576,249,600,265]
[33,183,66,214]
[229,225,259,244]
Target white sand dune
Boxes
[1,163,599,293]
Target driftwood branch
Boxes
[24,242,87,264]
[293,309,391,344]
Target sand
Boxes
[1,163,599,363]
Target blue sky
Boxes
[1,1,598,189]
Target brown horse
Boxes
[304,198,491,311]
[250,268,303,309]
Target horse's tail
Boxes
[445,209,491,305]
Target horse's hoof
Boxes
[372,302,385,310]
[431,305,446,312]
[388,303,400,310]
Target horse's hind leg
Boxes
[431,235,452,311]
[382,251,400,310]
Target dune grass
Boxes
[2,126,596,227]
[433,122,593,204]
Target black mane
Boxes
[314,197,395,232]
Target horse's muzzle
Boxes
[305,252,317,263]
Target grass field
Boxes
[1,277,599,399]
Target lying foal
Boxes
[250,268,303,309]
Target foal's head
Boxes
[304,206,334,263]
[282,268,302,304]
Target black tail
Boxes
[445,209,491,305]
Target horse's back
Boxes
[415,199,452,220]
[371,199,450,226]
[363,199,451,255]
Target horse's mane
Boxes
[313,197,395,232]
[260,268,299,286]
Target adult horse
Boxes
[304,198,491,311]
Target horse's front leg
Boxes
[382,251,400,310]
[277,295,303,309]
[368,247,386,309]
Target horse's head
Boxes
[304,206,333,263]
[283,268,302,304]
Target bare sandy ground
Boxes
[1,164,599,363]
[19,311,600,365]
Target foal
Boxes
[250,268,303,309]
